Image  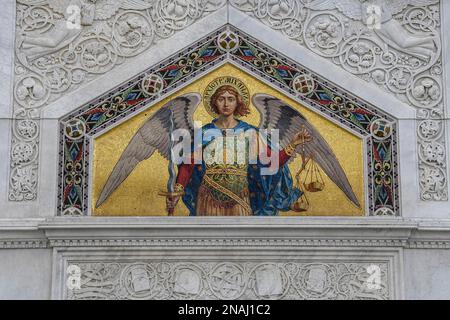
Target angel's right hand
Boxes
[166,196,180,211]
[292,128,312,146]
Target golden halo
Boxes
[203,76,250,118]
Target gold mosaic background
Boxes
[92,63,365,216]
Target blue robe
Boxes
[182,120,301,216]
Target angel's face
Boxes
[215,91,237,117]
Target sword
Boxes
[158,108,184,216]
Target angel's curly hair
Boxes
[210,85,250,117]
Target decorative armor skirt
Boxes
[196,168,252,216]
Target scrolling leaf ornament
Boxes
[66,261,390,300]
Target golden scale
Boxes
[291,126,325,212]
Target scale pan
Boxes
[304,181,325,192]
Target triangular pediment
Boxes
[57,25,399,217]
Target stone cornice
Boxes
[1,217,450,249]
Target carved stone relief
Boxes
[230,0,447,201]
[65,261,390,300]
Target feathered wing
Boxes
[121,0,155,10]
[95,0,154,20]
[306,0,439,20]
[388,0,439,16]
[20,0,48,5]
[47,0,73,14]
[96,93,201,207]
[305,0,363,20]
[252,93,361,208]
[48,0,154,20]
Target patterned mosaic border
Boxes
[57,25,399,216]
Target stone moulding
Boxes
[0,239,48,249]
[2,238,450,249]
[2,217,450,249]
[56,253,400,300]
[44,221,405,300]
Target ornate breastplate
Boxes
[202,131,250,206]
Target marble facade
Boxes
[1,0,450,299]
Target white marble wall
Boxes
[404,249,450,299]
[1,1,448,218]
[0,249,52,300]
[0,0,450,300]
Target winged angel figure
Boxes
[97,82,360,216]
[19,0,154,61]
[306,0,439,60]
